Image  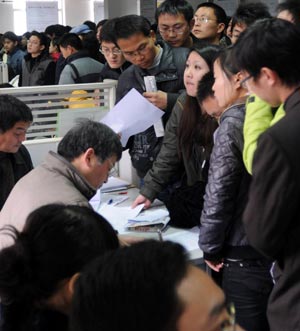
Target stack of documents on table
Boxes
[101,176,130,193]
[125,208,169,232]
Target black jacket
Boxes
[116,41,189,177]
[0,145,33,210]
[99,61,131,82]
[243,88,300,331]
[199,101,261,261]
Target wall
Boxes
[0,3,14,33]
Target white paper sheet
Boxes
[98,204,144,232]
[100,88,164,146]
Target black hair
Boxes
[0,95,32,133]
[216,46,239,80]
[96,19,108,30]
[70,240,188,331]
[197,71,215,104]
[277,0,300,26]
[3,31,20,43]
[0,204,119,330]
[44,24,68,38]
[57,119,122,163]
[83,20,96,32]
[113,15,152,40]
[100,18,118,44]
[80,31,101,61]
[231,2,271,29]
[178,45,220,159]
[233,18,300,87]
[58,33,83,50]
[155,0,194,23]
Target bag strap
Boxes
[68,62,82,83]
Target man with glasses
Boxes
[155,0,195,48]
[0,120,122,236]
[192,3,227,45]
[113,14,189,180]
[98,18,131,82]
[234,18,300,331]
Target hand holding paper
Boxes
[100,88,164,146]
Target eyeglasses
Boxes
[194,16,217,24]
[240,75,252,88]
[99,47,122,56]
[158,25,187,36]
[108,159,118,177]
[221,303,236,331]
[121,41,149,59]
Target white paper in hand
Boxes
[100,88,164,146]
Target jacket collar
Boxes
[44,151,96,200]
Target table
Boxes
[91,187,203,262]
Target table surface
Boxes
[92,187,203,261]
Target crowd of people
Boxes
[1,0,300,330]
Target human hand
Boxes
[205,259,224,272]
[132,194,151,209]
[143,90,167,110]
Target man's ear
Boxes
[150,30,157,43]
[67,272,80,300]
[235,72,244,89]
[189,18,195,31]
[217,23,225,35]
[83,147,96,167]
[260,67,278,87]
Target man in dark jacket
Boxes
[234,18,300,331]
[113,15,189,179]
[0,94,33,210]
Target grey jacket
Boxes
[141,93,209,201]
[21,53,55,86]
[0,151,96,247]
[59,50,104,85]
[199,101,259,261]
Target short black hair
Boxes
[197,71,215,104]
[277,0,300,26]
[113,15,152,41]
[58,33,83,50]
[155,0,194,23]
[0,95,32,133]
[70,240,188,331]
[57,119,122,163]
[232,2,271,29]
[3,31,19,42]
[83,20,96,32]
[233,18,300,87]
[0,204,119,330]
[100,18,118,44]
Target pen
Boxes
[117,191,128,195]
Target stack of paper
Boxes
[125,208,170,232]
[101,176,130,193]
